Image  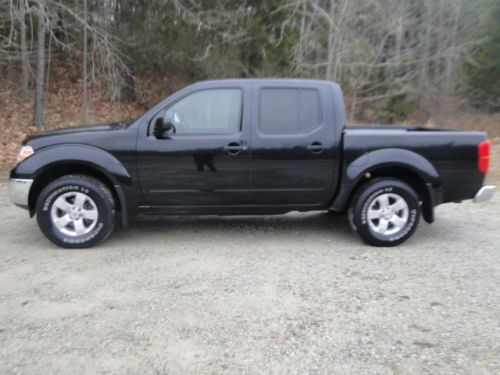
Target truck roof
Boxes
[192,78,340,87]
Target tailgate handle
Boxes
[307,142,325,154]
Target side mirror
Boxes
[153,116,175,139]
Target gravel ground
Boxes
[0,179,499,374]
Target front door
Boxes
[136,86,251,208]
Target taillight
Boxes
[478,139,490,174]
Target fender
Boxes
[13,144,132,186]
[330,148,441,212]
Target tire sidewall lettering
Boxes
[43,185,90,212]
[62,222,104,244]
[386,208,417,242]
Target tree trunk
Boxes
[19,0,29,99]
[119,7,135,102]
[326,0,336,81]
[33,0,46,128]
[120,61,136,102]
[82,0,88,119]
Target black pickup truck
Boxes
[10,79,495,248]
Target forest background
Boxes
[1,0,499,165]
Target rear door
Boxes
[250,82,340,207]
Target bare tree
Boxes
[82,0,88,119]
[33,0,46,128]
[287,0,485,120]
[19,0,29,99]
[0,0,493,128]
[0,0,132,126]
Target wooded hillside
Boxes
[1,0,499,164]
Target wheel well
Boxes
[28,164,121,216]
[349,166,434,223]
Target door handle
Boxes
[307,142,326,154]
[223,142,247,155]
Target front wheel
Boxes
[348,178,421,247]
[36,175,116,248]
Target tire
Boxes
[348,178,421,247]
[36,174,116,249]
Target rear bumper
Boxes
[473,185,496,203]
[9,178,33,209]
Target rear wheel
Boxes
[36,175,115,248]
[348,178,421,246]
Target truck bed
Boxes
[341,125,487,204]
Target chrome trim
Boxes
[473,185,496,203]
[9,179,33,208]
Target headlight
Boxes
[16,145,34,164]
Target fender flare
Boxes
[16,144,131,185]
[15,144,132,226]
[330,148,441,213]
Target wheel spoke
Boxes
[74,192,87,209]
[377,218,389,233]
[82,209,98,221]
[378,194,390,209]
[73,219,87,235]
[54,198,71,213]
[390,214,406,229]
[391,198,406,213]
[368,208,383,220]
[54,214,71,229]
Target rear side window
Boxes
[259,88,321,134]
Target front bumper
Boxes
[473,185,496,203]
[9,178,33,208]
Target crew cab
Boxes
[9,79,496,248]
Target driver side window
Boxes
[163,88,242,135]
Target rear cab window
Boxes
[259,88,322,135]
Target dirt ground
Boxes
[0,150,499,374]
